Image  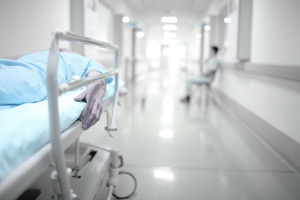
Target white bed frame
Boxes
[0,30,136,200]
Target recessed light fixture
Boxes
[224,17,230,23]
[224,0,231,24]
[136,31,145,38]
[204,25,211,32]
[161,16,178,23]
[163,24,177,31]
[122,16,130,23]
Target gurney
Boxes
[0,30,137,200]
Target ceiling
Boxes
[126,0,210,25]
[102,0,213,41]
[125,0,212,40]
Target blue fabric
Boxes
[0,50,113,105]
[0,79,122,181]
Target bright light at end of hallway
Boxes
[164,96,175,107]
[163,47,171,57]
[224,17,230,23]
[164,31,176,39]
[196,33,201,40]
[150,60,161,68]
[161,16,178,23]
[159,129,174,139]
[154,168,174,181]
[163,24,177,31]
[122,16,130,23]
[204,25,211,32]
[163,96,175,115]
[146,42,161,60]
[162,39,178,45]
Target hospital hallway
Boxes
[81,56,300,200]
[2,0,300,199]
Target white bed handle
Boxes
[47,29,119,200]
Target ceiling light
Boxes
[204,25,211,32]
[163,24,177,31]
[224,17,230,23]
[136,31,145,38]
[161,16,178,23]
[122,16,130,23]
[164,31,176,39]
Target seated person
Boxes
[181,46,219,103]
[0,50,112,130]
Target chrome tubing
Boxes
[47,29,119,200]
[58,70,118,94]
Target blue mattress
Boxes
[0,80,120,180]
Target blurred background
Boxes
[1,0,300,199]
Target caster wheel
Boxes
[113,171,137,199]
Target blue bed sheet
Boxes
[0,80,121,181]
[0,50,113,105]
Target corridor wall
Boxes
[210,0,300,172]
[0,0,70,57]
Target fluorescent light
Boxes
[204,25,211,32]
[196,33,201,39]
[136,31,145,38]
[161,16,178,23]
[224,17,230,23]
[163,24,177,31]
[122,16,130,23]
[164,31,176,39]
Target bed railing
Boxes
[47,29,119,200]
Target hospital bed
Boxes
[0,30,137,200]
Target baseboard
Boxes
[212,88,300,174]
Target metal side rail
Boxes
[47,29,119,200]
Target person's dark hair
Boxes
[211,46,219,54]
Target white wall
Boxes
[224,4,239,60]
[0,0,70,57]
[222,0,252,61]
[212,0,300,144]
[82,0,115,69]
[213,70,300,144]
[251,0,300,66]
[97,2,113,43]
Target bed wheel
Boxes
[113,171,137,199]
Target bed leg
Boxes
[51,168,78,200]
[74,138,80,177]
[106,149,137,199]
[106,149,119,200]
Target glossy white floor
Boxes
[81,60,300,200]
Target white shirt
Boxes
[203,57,219,81]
